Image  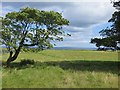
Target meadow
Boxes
[1,50,120,88]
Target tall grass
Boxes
[1,50,119,88]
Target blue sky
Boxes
[1,1,115,48]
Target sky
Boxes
[1,0,116,48]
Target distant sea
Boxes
[52,47,97,50]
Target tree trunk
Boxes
[6,31,28,67]
[6,51,13,67]
[6,49,21,67]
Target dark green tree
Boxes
[90,38,103,48]
[1,7,69,66]
[91,1,120,50]
[91,37,117,50]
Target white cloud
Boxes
[2,2,116,48]
[63,2,115,28]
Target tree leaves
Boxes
[1,7,69,52]
[90,1,120,49]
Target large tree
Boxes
[91,1,120,50]
[1,7,69,66]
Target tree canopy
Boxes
[90,1,120,50]
[1,7,69,66]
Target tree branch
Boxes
[17,31,28,52]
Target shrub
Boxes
[20,59,35,66]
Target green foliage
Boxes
[1,7,69,52]
[90,1,120,49]
[22,47,43,52]
[91,38,102,47]
[91,37,116,48]
[113,1,120,10]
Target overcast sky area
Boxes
[1,1,116,48]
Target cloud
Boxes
[2,2,115,28]
[63,2,115,28]
[2,2,115,48]
[63,26,86,33]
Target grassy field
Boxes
[1,50,120,88]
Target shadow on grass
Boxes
[2,60,120,74]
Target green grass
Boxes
[1,50,120,88]
[2,50,118,62]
